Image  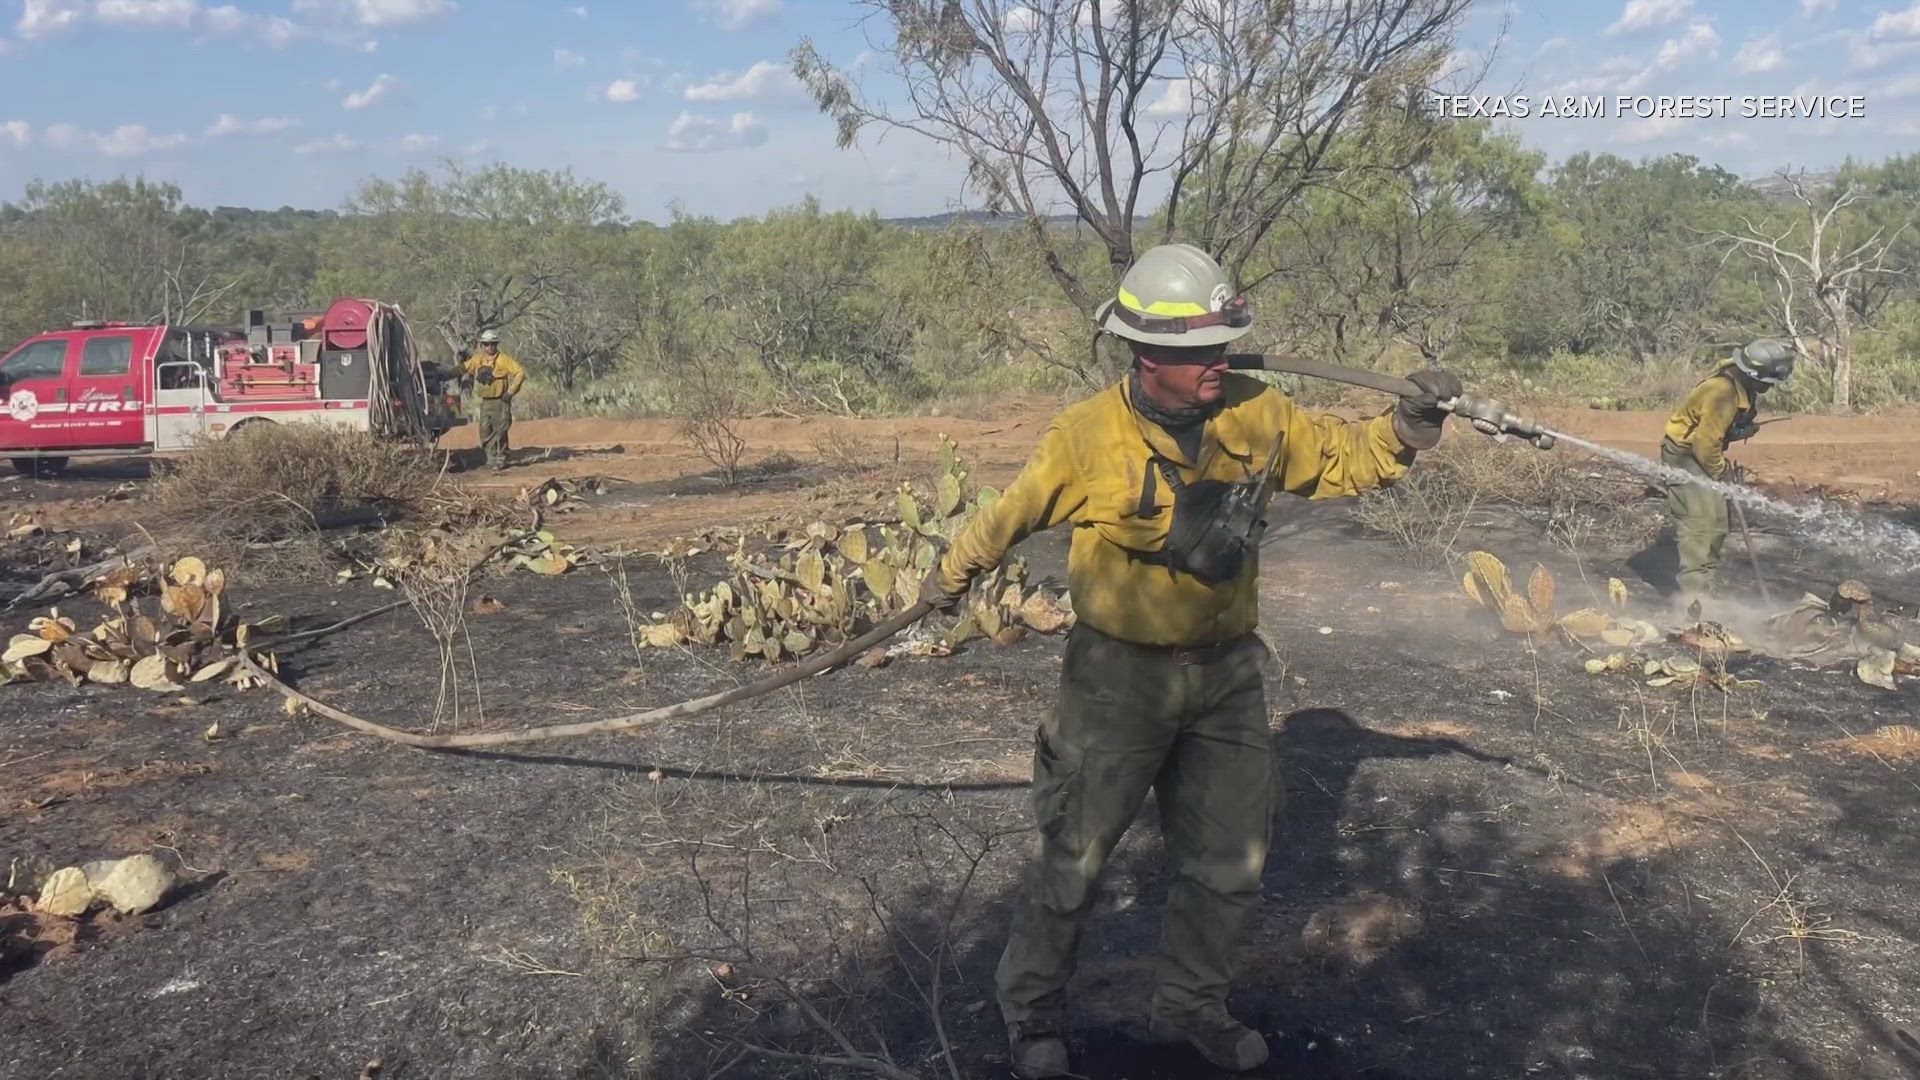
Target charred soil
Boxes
[2,412,1919,1079]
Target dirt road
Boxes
[447,407,1920,505]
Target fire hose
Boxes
[243,358,1550,750]
[1226,354,1556,450]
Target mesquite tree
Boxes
[793,0,1471,381]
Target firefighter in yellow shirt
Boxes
[459,329,526,471]
[1660,339,1793,598]
[919,244,1462,1078]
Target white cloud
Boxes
[400,132,437,149]
[461,138,493,156]
[18,0,87,38]
[36,119,185,155]
[684,60,797,102]
[1605,0,1690,36]
[1800,0,1835,13]
[569,4,586,14]
[1733,32,1784,73]
[665,110,767,152]
[1535,35,1570,55]
[203,5,302,46]
[554,47,584,70]
[1618,113,1688,143]
[878,164,917,186]
[342,72,400,109]
[0,121,30,146]
[19,0,307,44]
[294,133,359,154]
[1889,118,1920,136]
[94,123,186,156]
[1844,30,1920,69]
[1653,21,1719,66]
[692,0,779,31]
[1146,77,1191,118]
[292,0,454,27]
[1873,1,1920,39]
[205,113,297,136]
[1885,72,1920,97]
[604,78,640,103]
[1002,5,1038,34]
[95,0,197,29]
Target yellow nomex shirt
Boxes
[935,372,1414,647]
[460,351,526,400]
[1663,360,1752,479]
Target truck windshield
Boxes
[0,339,68,381]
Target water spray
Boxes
[1230,353,1920,570]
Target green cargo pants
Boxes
[475,397,513,470]
[996,624,1276,1023]
[1662,438,1728,597]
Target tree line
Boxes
[0,0,1913,416]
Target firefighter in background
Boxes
[1661,339,1794,600]
[920,244,1461,1078]
[459,329,526,471]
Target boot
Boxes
[1148,1001,1269,1072]
[1005,1019,1071,1079]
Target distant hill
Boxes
[882,209,1148,231]
[1742,169,1842,202]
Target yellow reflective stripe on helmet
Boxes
[1117,287,1209,318]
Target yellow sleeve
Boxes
[935,423,1087,592]
[1272,400,1413,500]
[1685,379,1737,479]
[501,355,527,396]
[457,355,478,378]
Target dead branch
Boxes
[241,602,934,749]
[4,545,158,611]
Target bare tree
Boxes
[793,0,1470,380]
[526,282,635,391]
[1712,170,1911,412]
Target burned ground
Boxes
[2,414,1919,1080]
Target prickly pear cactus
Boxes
[635,437,1067,663]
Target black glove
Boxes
[917,570,967,613]
[475,366,495,386]
[1393,369,1464,450]
[1726,417,1758,443]
[1722,461,1747,486]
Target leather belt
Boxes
[1077,624,1247,666]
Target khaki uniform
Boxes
[1661,362,1753,596]
[460,351,526,469]
[934,372,1413,1024]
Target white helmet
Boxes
[478,329,501,344]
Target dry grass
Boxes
[1355,435,1660,569]
[147,424,447,575]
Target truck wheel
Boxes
[10,457,68,477]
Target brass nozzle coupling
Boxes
[1443,394,1556,451]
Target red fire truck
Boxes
[0,299,461,475]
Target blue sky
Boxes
[0,0,1915,222]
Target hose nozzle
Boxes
[1444,393,1555,451]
